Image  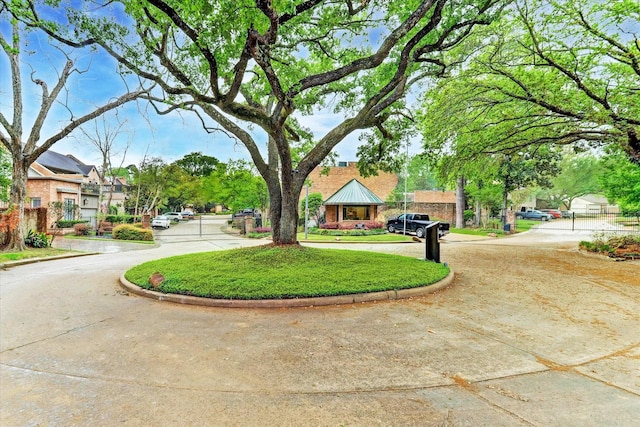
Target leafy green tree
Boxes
[300,192,323,225]
[465,180,503,223]
[203,160,267,213]
[0,7,150,250]
[164,167,202,211]
[26,0,506,245]
[388,154,442,203]
[600,152,640,213]
[538,151,603,209]
[126,157,180,214]
[420,0,640,164]
[173,152,220,177]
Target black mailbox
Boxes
[424,221,441,263]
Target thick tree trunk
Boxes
[268,173,300,245]
[5,157,28,251]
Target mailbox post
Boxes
[424,221,441,263]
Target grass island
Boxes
[124,244,450,301]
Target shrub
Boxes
[112,224,153,241]
[55,219,88,228]
[24,229,52,248]
[320,222,339,229]
[579,233,640,256]
[104,214,139,224]
[73,223,91,236]
[308,226,387,237]
[464,210,475,222]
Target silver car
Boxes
[164,212,183,221]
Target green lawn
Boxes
[125,244,449,300]
[0,247,79,263]
[450,227,505,236]
[514,219,541,232]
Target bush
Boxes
[73,223,91,236]
[55,219,88,228]
[579,233,640,256]
[112,224,153,241]
[308,225,387,237]
[464,210,475,222]
[24,229,52,248]
[320,222,339,229]
[104,214,139,224]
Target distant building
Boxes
[323,179,385,224]
[571,194,619,214]
[304,161,398,203]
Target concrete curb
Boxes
[119,270,455,308]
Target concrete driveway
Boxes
[1,219,639,426]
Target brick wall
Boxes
[410,202,456,224]
[304,162,398,202]
[414,190,456,204]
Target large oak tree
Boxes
[44,0,506,245]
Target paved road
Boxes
[1,218,639,426]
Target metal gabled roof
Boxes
[323,179,384,205]
[36,150,87,175]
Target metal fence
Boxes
[538,213,640,234]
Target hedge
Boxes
[112,224,154,241]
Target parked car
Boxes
[164,212,183,221]
[180,211,195,219]
[151,215,170,229]
[540,209,562,219]
[386,213,450,238]
[561,210,574,218]
[516,209,552,221]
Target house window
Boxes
[64,198,75,221]
[31,197,41,208]
[342,205,369,221]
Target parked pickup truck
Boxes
[232,208,256,219]
[386,213,450,238]
[515,209,552,221]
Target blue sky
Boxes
[0,17,372,170]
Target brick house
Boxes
[303,162,398,223]
[27,150,101,227]
[323,179,385,224]
[304,162,398,203]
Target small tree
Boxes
[300,192,323,226]
[78,114,131,217]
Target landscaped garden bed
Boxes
[579,233,640,260]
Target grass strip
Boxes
[0,248,80,262]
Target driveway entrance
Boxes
[525,212,640,234]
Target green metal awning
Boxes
[323,179,384,205]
